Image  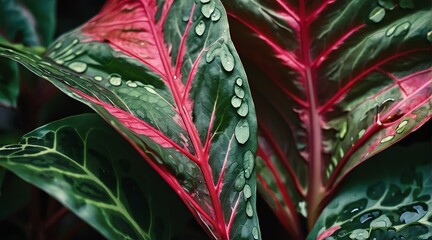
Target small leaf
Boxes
[308,142,432,239]
[0,114,208,240]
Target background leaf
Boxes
[308,141,432,240]
[223,0,432,233]
[0,0,56,107]
[0,114,208,240]
[0,0,261,239]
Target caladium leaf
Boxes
[0,0,260,239]
[308,142,432,240]
[0,114,208,239]
[223,0,432,234]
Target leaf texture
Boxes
[222,0,432,235]
[0,114,208,240]
[308,142,432,240]
[0,0,260,239]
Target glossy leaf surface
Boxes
[0,1,260,239]
[223,0,432,235]
[0,114,208,240]
[309,142,432,240]
[0,0,56,107]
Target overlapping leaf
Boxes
[308,142,432,240]
[223,0,432,235]
[0,0,260,239]
[0,114,208,239]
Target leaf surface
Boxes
[0,114,208,240]
[223,0,432,234]
[0,0,260,239]
[308,142,432,240]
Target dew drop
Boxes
[211,8,221,22]
[399,0,414,9]
[235,119,250,144]
[243,184,252,200]
[380,135,394,144]
[231,96,242,108]
[68,61,87,73]
[245,201,253,217]
[144,86,157,94]
[358,129,366,139]
[252,227,259,239]
[370,215,392,228]
[399,203,428,224]
[378,0,396,10]
[182,15,189,22]
[395,120,408,134]
[234,85,245,99]
[394,22,411,37]
[237,102,249,117]
[338,121,347,139]
[109,73,122,86]
[386,25,397,36]
[55,59,64,65]
[220,43,235,72]
[200,0,210,3]
[195,20,206,36]
[206,42,222,63]
[127,81,138,88]
[201,0,216,18]
[243,150,255,179]
[93,76,103,81]
[427,31,432,42]
[369,6,386,23]
[349,229,370,240]
[53,41,63,49]
[234,171,246,191]
[236,78,243,86]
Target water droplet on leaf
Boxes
[234,85,245,98]
[243,150,255,179]
[349,229,370,240]
[68,61,88,73]
[235,119,250,144]
[127,81,138,88]
[246,201,253,217]
[201,0,215,18]
[369,6,386,23]
[206,42,222,63]
[109,73,122,86]
[394,22,411,37]
[220,43,235,72]
[395,120,408,134]
[93,76,103,81]
[386,25,397,36]
[243,184,252,200]
[236,78,243,86]
[252,227,259,239]
[426,31,432,42]
[380,135,394,144]
[237,102,249,117]
[200,0,210,3]
[234,171,246,191]
[195,20,206,36]
[399,203,427,224]
[211,8,221,22]
[231,96,242,108]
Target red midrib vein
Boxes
[141,2,228,238]
[298,2,325,227]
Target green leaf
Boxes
[0,1,261,239]
[0,0,56,46]
[223,0,432,233]
[308,142,432,240]
[0,113,208,240]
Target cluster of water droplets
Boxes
[368,0,432,41]
[194,0,221,37]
